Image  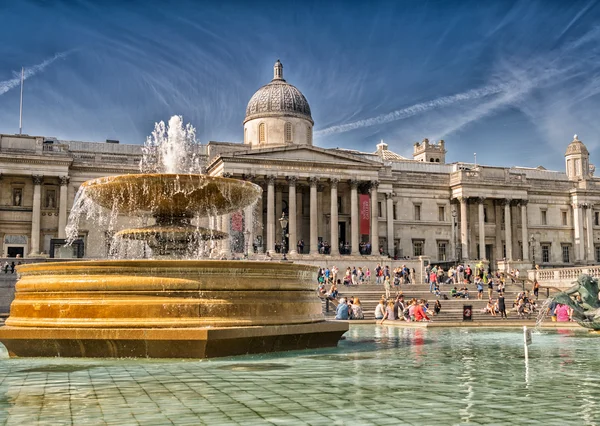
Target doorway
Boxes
[7,247,24,258]
[338,222,346,245]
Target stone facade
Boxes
[1,61,599,271]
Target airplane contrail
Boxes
[0,51,70,96]
[314,83,509,136]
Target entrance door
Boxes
[7,247,24,258]
[338,222,346,245]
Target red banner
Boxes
[231,211,244,232]
[360,194,370,235]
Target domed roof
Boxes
[566,134,589,156]
[244,60,313,124]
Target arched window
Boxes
[259,123,266,144]
[285,122,292,142]
[430,158,434,162]
[306,126,312,145]
[435,158,440,163]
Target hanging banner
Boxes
[231,211,244,232]
[359,194,370,235]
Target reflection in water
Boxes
[0,327,598,425]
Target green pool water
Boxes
[0,326,598,425]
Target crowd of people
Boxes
[375,294,440,323]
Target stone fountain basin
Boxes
[0,260,348,358]
[81,174,262,217]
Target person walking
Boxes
[383,276,391,298]
[533,280,540,300]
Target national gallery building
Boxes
[0,60,599,271]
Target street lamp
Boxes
[279,212,288,260]
[452,208,459,263]
[529,234,536,269]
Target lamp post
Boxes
[244,230,250,259]
[529,234,536,269]
[452,208,459,263]
[279,212,288,261]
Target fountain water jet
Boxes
[0,116,348,358]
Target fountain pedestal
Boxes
[0,260,348,358]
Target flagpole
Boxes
[19,67,24,135]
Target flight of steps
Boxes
[322,279,547,322]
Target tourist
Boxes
[408,299,417,321]
[394,294,405,319]
[327,283,338,300]
[351,298,364,320]
[331,265,338,284]
[533,280,540,300]
[487,279,494,300]
[498,292,507,319]
[414,300,430,322]
[3,262,8,274]
[375,264,383,284]
[433,299,442,316]
[365,268,371,284]
[466,265,473,283]
[384,276,391,298]
[429,269,438,293]
[335,298,349,320]
[374,298,385,320]
[555,303,571,322]
[476,278,484,300]
[351,266,358,285]
[343,267,352,286]
[378,300,396,324]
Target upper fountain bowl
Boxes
[82,174,262,217]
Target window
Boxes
[503,243,506,259]
[541,210,547,225]
[438,206,445,222]
[284,122,292,142]
[562,244,571,263]
[541,244,550,263]
[562,211,568,226]
[393,203,397,220]
[337,196,342,214]
[413,240,424,257]
[596,211,599,226]
[437,241,448,261]
[519,242,523,260]
[596,244,600,262]
[484,207,488,223]
[259,123,266,143]
[307,126,312,144]
[414,204,421,221]
[378,202,383,218]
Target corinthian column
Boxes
[370,180,379,255]
[350,179,359,255]
[288,176,298,255]
[330,178,339,255]
[29,175,43,256]
[309,177,319,254]
[266,175,275,254]
[477,197,485,260]
[503,199,513,260]
[520,200,529,261]
[459,197,468,260]
[573,203,584,262]
[58,176,70,239]
[386,193,394,256]
[586,204,594,262]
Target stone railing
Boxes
[527,266,600,289]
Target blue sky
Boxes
[1,0,600,170]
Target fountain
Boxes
[547,274,600,331]
[0,116,348,358]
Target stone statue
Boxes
[551,274,600,329]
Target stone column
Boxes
[459,197,468,260]
[309,177,319,254]
[58,176,70,239]
[266,175,275,254]
[275,184,283,243]
[288,176,298,255]
[29,175,43,256]
[220,213,231,256]
[520,200,529,261]
[504,199,513,260]
[386,193,394,256]
[370,181,379,255]
[317,184,324,243]
[350,179,360,255]
[477,197,485,260]
[296,188,303,247]
[244,205,254,254]
[573,203,584,262]
[330,178,339,255]
[257,183,265,252]
[586,204,594,262]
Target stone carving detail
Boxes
[222,172,233,178]
[369,180,379,190]
[266,175,276,185]
[519,200,529,207]
[287,176,298,187]
[59,176,70,186]
[308,176,320,187]
[476,197,485,204]
[385,192,393,200]
[349,179,359,189]
[32,175,43,185]
[330,178,339,188]
[501,198,512,206]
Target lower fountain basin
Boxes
[0,260,348,358]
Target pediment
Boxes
[224,145,380,167]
